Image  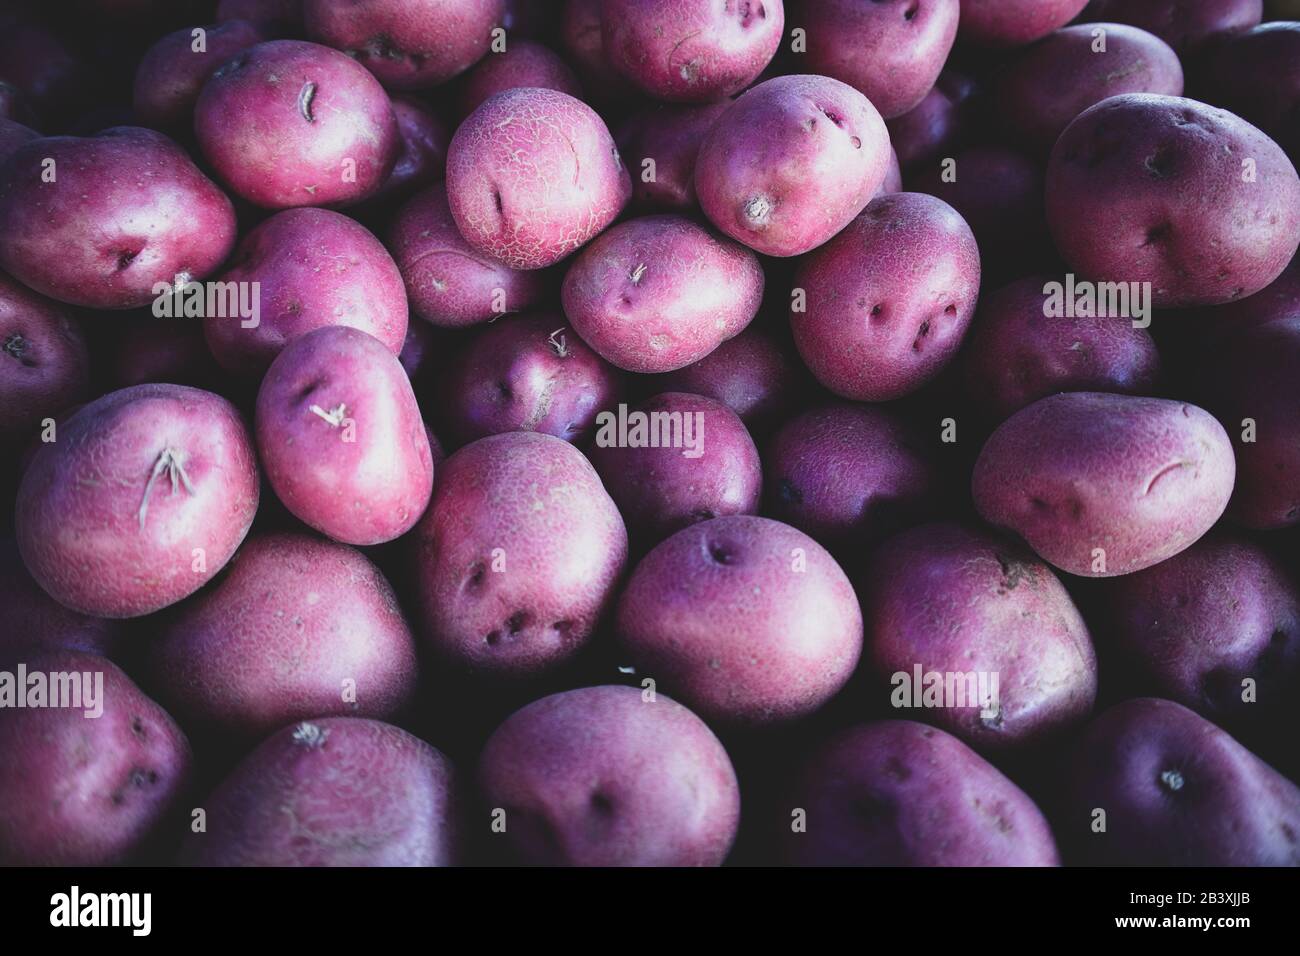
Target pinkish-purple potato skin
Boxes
[1046,94,1300,309]
[790,192,980,401]
[0,127,237,310]
[998,23,1183,154]
[972,392,1236,577]
[958,0,1090,46]
[442,313,622,444]
[783,721,1062,865]
[865,522,1097,750]
[413,431,627,677]
[601,0,784,103]
[150,533,418,736]
[1064,697,1300,865]
[398,314,438,382]
[0,652,191,865]
[561,215,764,373]
[1195,23,1300,161]
[589,392,762,542]
[194,39,399,208]
[204,207,408,375]
[695,74,891,257]
[477,685,739,866]
[132,20,269,128]
[0,540,122,663]
[1081,0,1262,54]
[796,0,959,119]
[303,0,503,89]
[16,384,259,618]
[255,326,433,546]
[181,717,458,866]
[370,95,450,202]
[0,116,38,164]
[877,147,903,195]
[616,515,863,724]
[388,183,547,329]
[886,69,976,169]
[560,0,637,102]
[615,100,731,211]
[0,272,89,443]
[962,275,1162,420]
[764,404,939,548]
[446,87,631,270]
[459,39,582,117]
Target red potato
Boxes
[958,0,1090,46]
[132,20,269,128]
[204,207,408,376]
[107,317,219,391]
[601,0,784,103]
[303,0,504,89]
[1195,23,1300,160]
[616,515,863,724]
[695,74,891,257]
[459,39,582,117]
[886,69,976,169]
[0,128,236,310]
[561,215,764,373]
[369,95,450,203]
[477,685,739,866]
[790,192,981,402]
[783,721,1061,866]
[0,116,38,163]
[559,0,637,102]
[1046,94,1300,309]
[795,0,959,119]
[997,23,1184,154]
[442,314,621,445]
[1081,0,1262,54]
[413,431,627,678]
[194,39,399,209]
[446,87,631,269]
[615,100,731,211]
[397,315,439,383]
[878,147,903,195]
[16,384,259,618]
[0,272,89,443]
[181,718,458,866]
[150,533,418,736]
[255,326,433,546]
[388,183,547,329]
[865,523,1097,750]
[0,652,190,866]
[0,540,122,663]
[972,392,1236,577]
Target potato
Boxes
[369,95,450,204]
[600,0,784,103]
[181,718,458,866]
[962,275,1162,420]
[216,0,302,28]
[795,0,959,119]
[446,87,631,269]
[695,74,891,257]
[865,522,1096,749]
[17,384,259,618]
[205,208,408,376]
[388,183,547,329]
[459,39,582,117]
[0,652,191,865]
[790,192,981,402]
[958,0,1090,46]
[0,540,122,664]
[616,515,862,724]
[561,215,764,373]
[1081,0,1262,54]
[997,23,1183,154]
[106,316,221,392]
[783,721,1061,865]
[559,0,637,103]
[0,127,236,310]
[1195,23,1300,160]
[255,326,433,546]
[972,392,1236,577]
[132,19,269,127]
[615,100,731,211]
[441,314,621,445]
[886,69,976,169]
[477,685,739,866]
[0,271,89,444]
[878,147,904,195]
[1063,697,1300,865]
[150,532,418,736]
[1045,94,1300,309]
[194,39,399,208]
[413,431,627,677]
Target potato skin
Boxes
[477,685,740,866]
[0,540,123,663]
[886,69,976,169]
[783,721,1061,865]
[1046,94,1300,309]
[1195,23,1300,161]
[972,392,1235,577]
[1082,0,1262,54]
[615,100,732,211]
[132,19,269,127]
[16,384,259,618]
[958,0,1090,46]
[459,39,582,117]
[181,718,459,866]
[0,271,89,443]
[0,652,191,866]
[1063,697,1300,865]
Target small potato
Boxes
[886,69,976,169]
[790,192,981,402]
[1195,23,1300,160]
[695,74,891,257]
[562,215,764,373]
[0,271,89,444]
[459,39,581,117]
[477,685,739,866]
[0,540,122,664]
[1081,0,1262,54]
[560,0,637,103]
[958,0,1090,46]
[181,718,459,866]
[132,19,268,127]
[615,100,731,211]
[782,721,1061,865]
[972,392,1236,577]
[369,95,450,204]
[1045,94,1300,308]
[616,515,862,724]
